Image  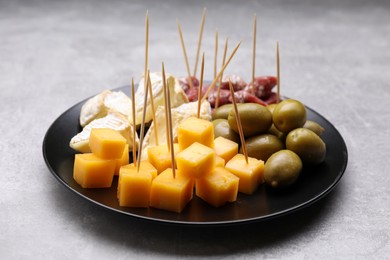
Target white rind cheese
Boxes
[70,112,138,153]
[79,90,132,127]
[134,72,188,126]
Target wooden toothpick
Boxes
[276,41,280,103]
[144,10,149,97]
[166,80,176,178]
[193,8,206,77]
[162,62,170,151]
[251,14,257,95]
[197,52,205,118]
[229,80,248,164]
[201,40,242,103]
[215,37,229,109]
[177,19,193,90]
[147,71,159,146]
[137,71,150,173]
[131,78,137,167]
[214,29,218,79]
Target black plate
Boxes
[43,86,348,226]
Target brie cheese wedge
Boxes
[79,90,132,127]
[70,112,138,153]
[141,100,212,160]
[134,72,188,126]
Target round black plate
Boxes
[43,86,348,226]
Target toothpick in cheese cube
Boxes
[149,168,193,213]
[176,142,215,179]
[117,162,156,207]
[147,143,180,174]
[177,116,214,150]
[89,128,127,159]
[225,154,264,194]
[73,153,116,188]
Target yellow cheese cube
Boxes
[121,161,158,179]
[89,128,127,159]
[195,167,239,207]
[114,145,129,176]
[117,164,153,207]
[176,142,215,179]
[225,154,264,194]
[178,117,214,150]
[215,156,225,167]
[149,168,193,213]
[147,143,180,174]
[214,136,238,162]
[73,153,116,188]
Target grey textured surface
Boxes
[1,0,389,259]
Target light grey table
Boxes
[1,0,389,259]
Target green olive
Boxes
[264,150,302,189]
[228,103,272,138]
[266,104,277,114]
[303,120,325,136]
[240,134,284,162]
[272,99,306,133]
[212,119,240,144]
[268,124,286,141]
[286,128,326,164]
[212,104,235,120]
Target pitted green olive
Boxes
[212,119,240,144]
[264,150,302,189]
[273,99,306,133]
[240,134,284,162]
[228,103,272,138]
[303,120,325,136]
[286,128,326,164]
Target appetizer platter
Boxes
[43,10,348,225]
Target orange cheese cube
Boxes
[117,164,154,207]
[89,128,127,159]
[214,136,238,162]
[149,168,193,213]
[215,156,225,167]
[195,167,239,207]
[177,117,214,150]
[147,143,180,174]
[121,161,158,179]
[114,145,129,176]
[176,142,215,179]
[225,154,264,194]
[73,153,115,188]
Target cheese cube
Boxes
[215,156,225,167]
[121,161,158,180]
[225,154,264,194]
[150,168,193,213]
[147,143,180,174]
[195,167,239,207]
[178,117,214,150]
[117,164,153,207]
[176,142,215,179]
[114,145,129,175]
[214,136,238,162]
[89,128,127,159]
[73,153,116,188]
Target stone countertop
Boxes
[1,0,389,259]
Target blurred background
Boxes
[1,0,389,258]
